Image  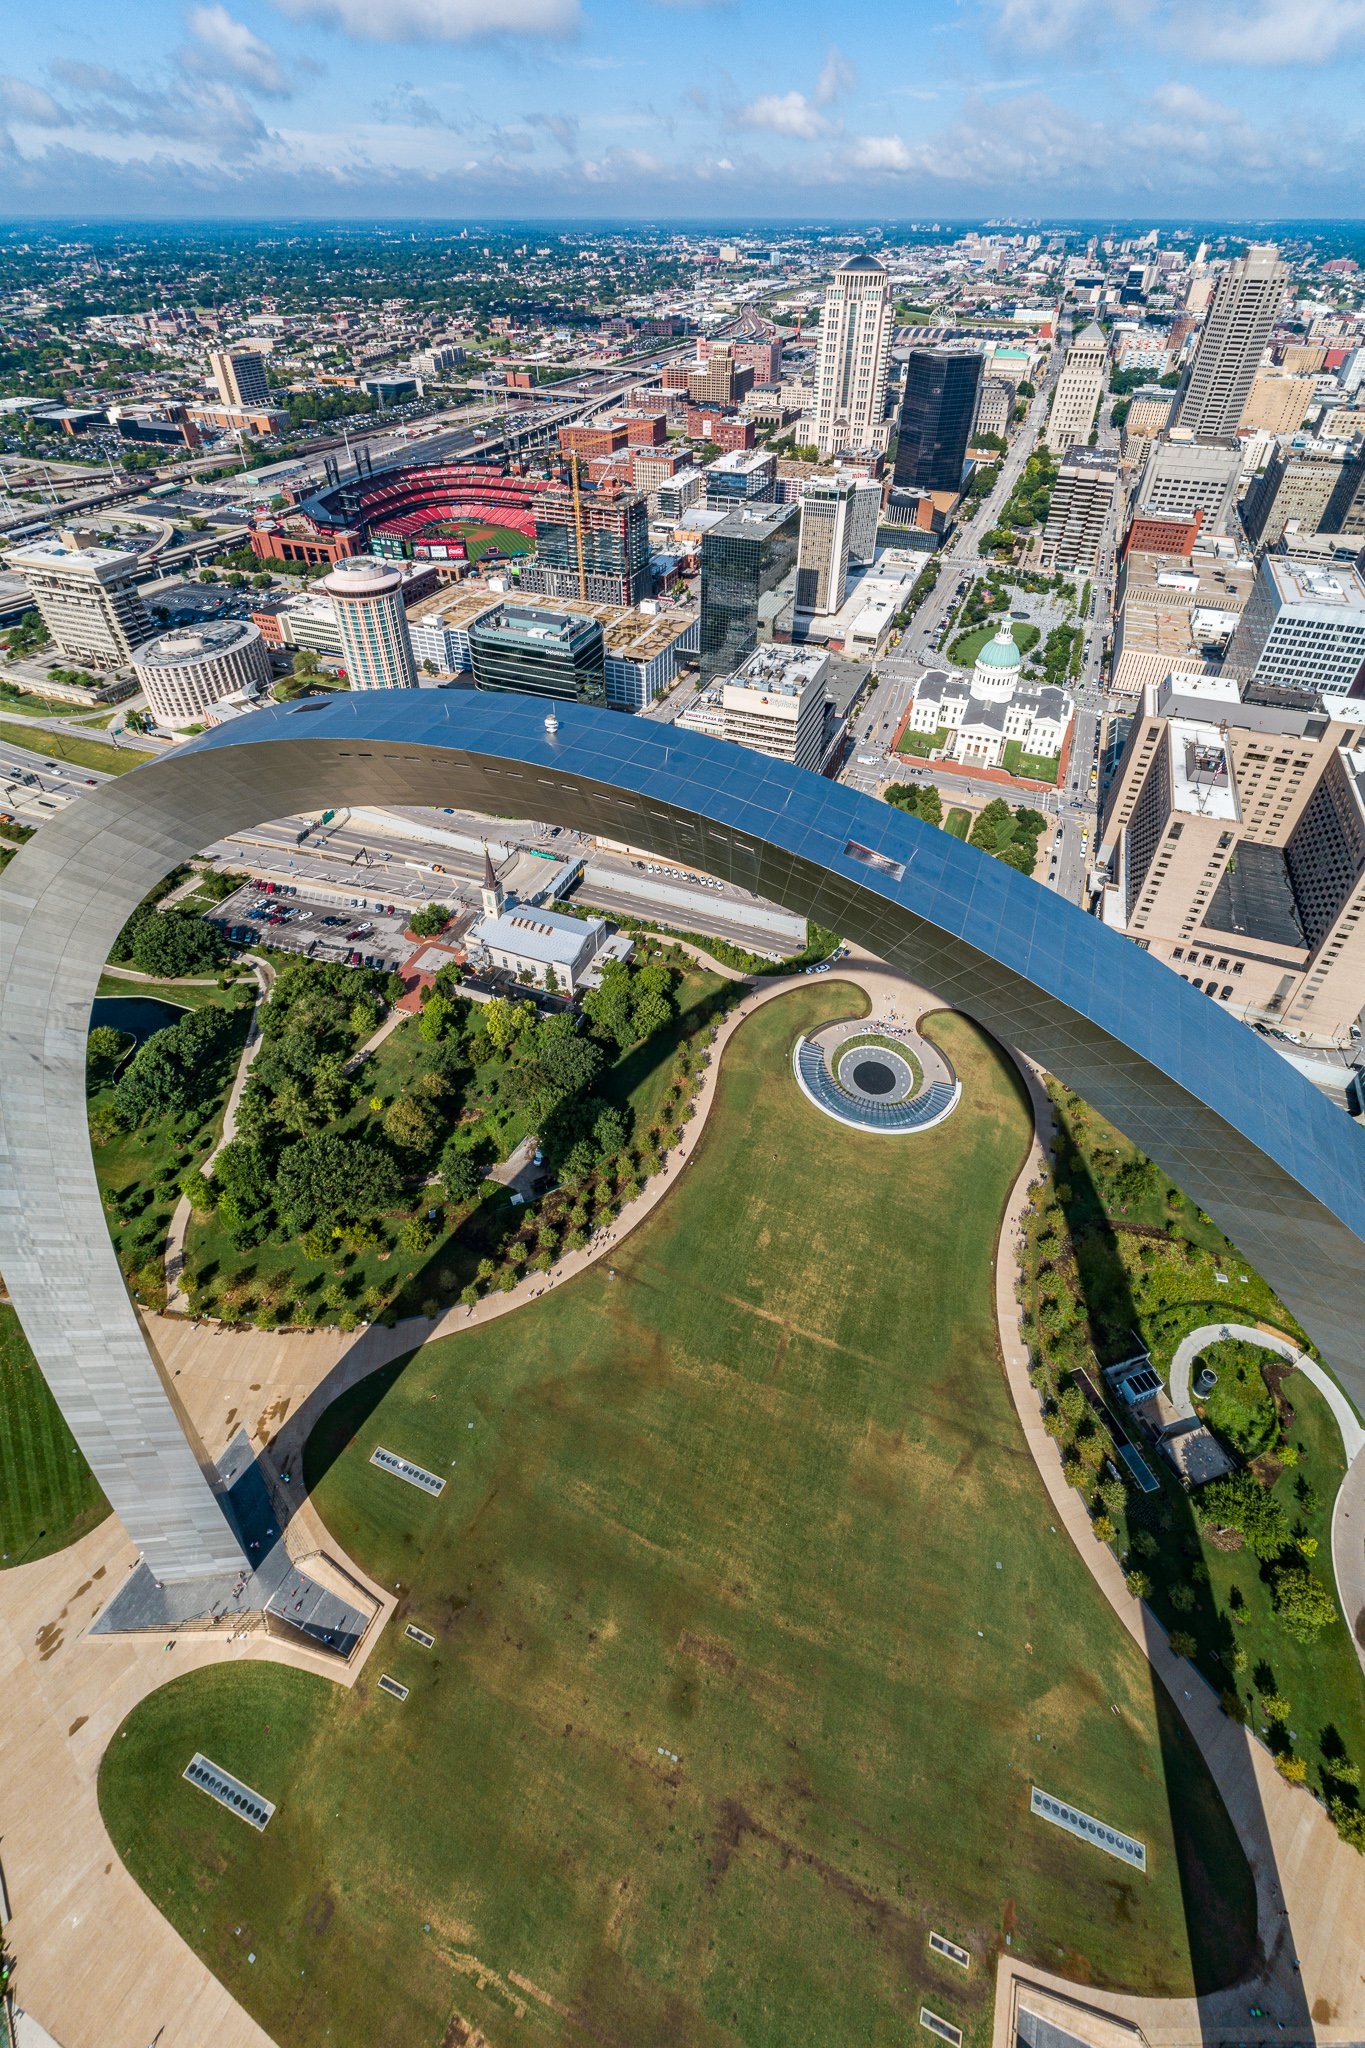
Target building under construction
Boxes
[518,481,652,607]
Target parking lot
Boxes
[210,881,435,970]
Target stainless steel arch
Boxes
[2,690,1363,1582]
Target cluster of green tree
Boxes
[114,904,226,979]
[1040,623,1084,685]
[106,1007,239,1132]
[971,430,1007,454]
[1,610,51,659]
[963,461,1000,506]
[984,448,1059,552]
[284,389,379,429]
[120,448,163,474]
[968,797,1047,874]
[1109,365,1181,395]
[892,557,940,629]
[884,782,943,827]
[408,902,452,939]
[953,577,1009,637]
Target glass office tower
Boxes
[699,502,799,683]
[893,350,983,492]
[468,603,607,705]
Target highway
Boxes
[837,318,1124,906]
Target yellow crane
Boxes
[570,449,587,601]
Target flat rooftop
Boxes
[1266,557,1365,611]
[1169,716,1238,822]
[727,644,827,697]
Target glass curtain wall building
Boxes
[893,350,984,492]
[469,603,607,705]
[699,502,799,683]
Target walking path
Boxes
[163,954,274,1315]
[1168,1320,1365,1678]
[4,961,1362,2048]
[991,1053,1365,2047]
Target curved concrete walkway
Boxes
[1169,1320,1365,1679]
[991,1052,1365,2047]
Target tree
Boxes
[534,1017,604,1099]
[418,990,456,1043]
[483,996,533,1054]
[440,1144,487,1205]
[384,1096,437,1153]
[275,1132,401,1233]
[87,1024,125,1070]
[593,1103,631,1159]
[179,1168,216,1211]
[130,909,224,979]
[1270,1567,1336,1643]
[1195,1471,1290,1560]
[113,1007,232,1126]
[581,958,635,1051]
[409,902,451,939]
[632,989,673,1042]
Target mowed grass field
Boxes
[0,1305,109,1566]
[100,989,1254,2048]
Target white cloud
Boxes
[183,6,294,94]
[988,0,1365,59]
[270,0,579,40]
[737,90,833,139]
[527,110,579,151]
[846,133,913,169]
[0,76,68,125]
[815,44,856,104]
[1182,0,1365,60]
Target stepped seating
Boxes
[795,1038,958,1132]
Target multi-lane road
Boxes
[838,322,1130,906]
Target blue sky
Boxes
[1,0,1362,219]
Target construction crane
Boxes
[570,450,587,601]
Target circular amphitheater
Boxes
[793,1018,961,1134]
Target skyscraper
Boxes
[812,255,893,458]
[522,487,650,606]
[893,350,983,490]
[319,556,418,690]
[796,477,856,614]
[1176,243,1288,442]
[699,502,799,683]
[209,347,272,410]
[9,541,154,671]
[1044,324,1108,454]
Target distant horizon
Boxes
[3,214,1364,233]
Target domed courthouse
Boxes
[902,620,1073,771]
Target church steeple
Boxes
[480,844,503,920]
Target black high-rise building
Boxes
[699,503,799,683]
[893,350,983,492]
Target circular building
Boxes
[319,555,418,691]
[131,619,272,730]
[972,620,1023,698]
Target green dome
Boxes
[975,624,1022,670]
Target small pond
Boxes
[89,995,187,1049]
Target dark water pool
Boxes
[89,994,187,1048]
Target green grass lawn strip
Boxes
[0,1305,109,1566]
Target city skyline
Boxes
[1,0,1364,219]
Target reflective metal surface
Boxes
[2,689,1362,1579]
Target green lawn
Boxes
[101,991,1254,2048]
[0,689,105,719]
[0,719,145,775]
[0,1305,109,1567]
[948,621,1040,668]
[896,723,949,758]
[1002,739,1061,785]
[945,807,972,838]
[1199,1340,1279,1458]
